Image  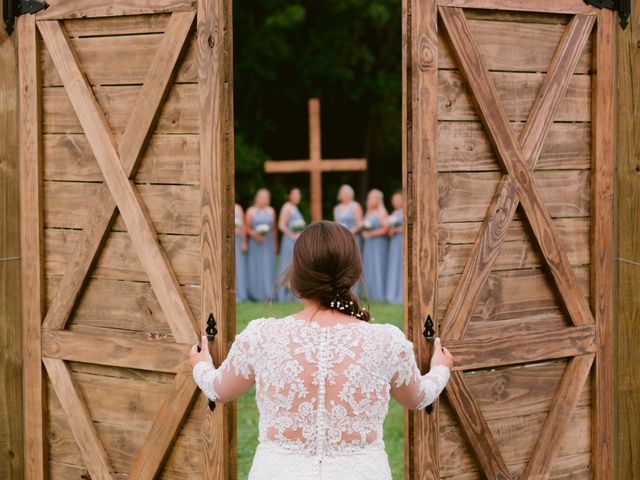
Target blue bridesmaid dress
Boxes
[277,205,304,302]
[334,201,363,252]
[246,207,276,301]
[235,208,248,302]
[385,209,403,304]
[362,211,388,302]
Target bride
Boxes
[189,221,453,480]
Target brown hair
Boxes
[278,221,371,322]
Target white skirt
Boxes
[248,442,393,480]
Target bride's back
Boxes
[234,314,413,456]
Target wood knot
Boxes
[208,34,215,49]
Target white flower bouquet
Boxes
[362,219,373,231]
[290,219,306,233]
[255,223,270,236]
[386,216,401,228]
[235,217,243,229]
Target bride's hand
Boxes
[430,337,453,370]
[189,335,213,368]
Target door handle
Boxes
[197,313,218,412]
[423,314,435,414]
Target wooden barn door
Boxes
[18,1,235,479]
[403,1,614,479]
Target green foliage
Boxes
[235,301,405,479]
[233,1,402,213]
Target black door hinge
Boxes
[4,0,49,36]
[584,0,631,29]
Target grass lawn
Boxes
[235,301,405,479]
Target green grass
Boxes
[235,301,405,479]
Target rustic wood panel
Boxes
[0,3,22,476]
[17,13,45,479]
[438,69,591,122]
[37,0,196,20]
[436,0,594,15]
[615,2,640,478]
[437,121,591,172]
[44,229,200,284]
[43,83,199,133]
[43,133,199,183]
[61,13,169,37]
[438,19,592,73]
[44,182,200,235]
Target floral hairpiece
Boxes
[329,291,373,321]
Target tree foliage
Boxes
[234,0,402,216]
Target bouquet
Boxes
[290,219,306,233]
[386,215,401,228]
[235,217,243,229]
[362,219,373,231]
[255,223,270,236]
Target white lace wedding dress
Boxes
[192,315,450,480]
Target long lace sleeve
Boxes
[192,319,261,403]
[387,326,450,410]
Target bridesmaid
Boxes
[362,189,389,302]
[234,203,248,303]
[245,189,278,302]
[277,188,305,302]
[333,184,364,251]
[385,191,403,304]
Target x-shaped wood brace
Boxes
[436,8,597,479]
[38,14,200,480]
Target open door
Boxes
[403,0,614,478]
[18,1,235,478]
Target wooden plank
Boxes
[438,18,592,74]
[406,0,440,478]
[524,354,594,479]
[615,3,640,477]
[44,229,200,284]
[61,13,169,37]
[438,69,591,122]
[43,83,200,133]
[46,276,200,335]
[439,7,594,331]
[41,329,191,373]
[42,34,197,86]
[436,0,595,15]
[37,0,196,20]
[591,9,615,480]
[129,373,197,479]
[445,372,512,479]
[44,182,200,235]
[198,0,235,476]
[46,414,203,477]
[440,14,594,339]
[0,3,22,477]
[17,13,45,480]
[43,358,113,480]
[446,325,595,371]
[38,18,198,343]
[439,404,591,477]
[43,133,199,184]
[264,158,368,173]
[437,121,591,172]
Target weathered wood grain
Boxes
[45,229,200,284]
[61,13,169,37]
[44,182,200,235]
[36,0,196,20]
[524,354,594,479]
[436,0,594,15]
[446,371,512,479]
[43,358,114,480]
[437,121,591,172]
[591,9,615,479]
[38,18,198,343]
[405,0,441,477]
[198,0,236,476]
[43,133,199,183]
[615,3,640,477]
[17,13,45,480]
[446,325,595,371]
[0,3,22,477]
[42,328,191,374]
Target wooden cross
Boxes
[264,98,367,221]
